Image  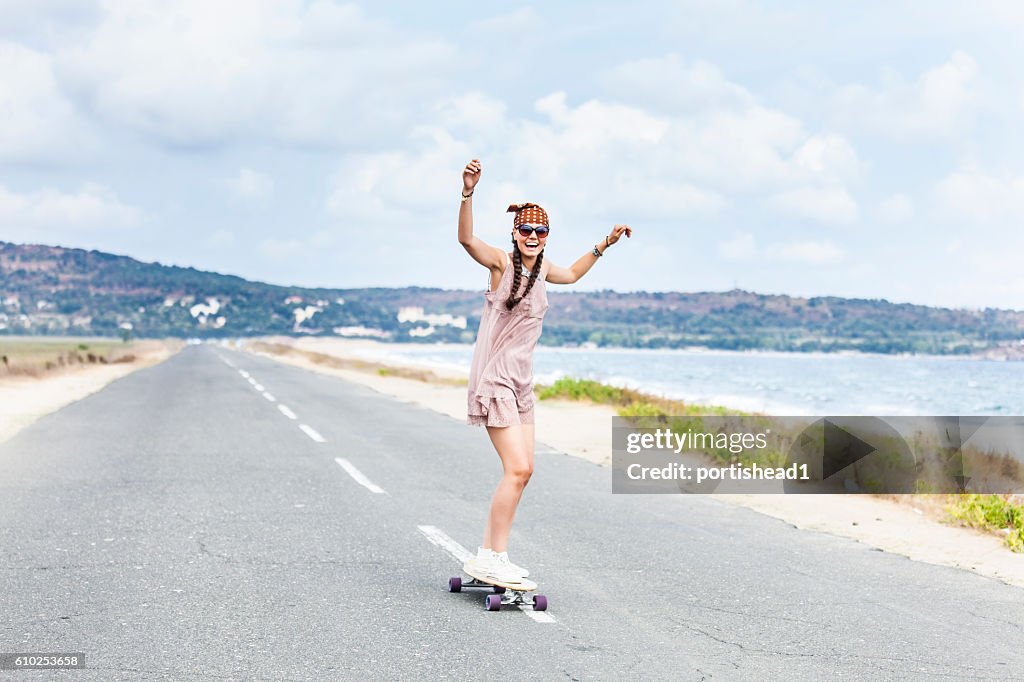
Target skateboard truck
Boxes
[448,575,549,612]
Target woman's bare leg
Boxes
[482,422,535,552]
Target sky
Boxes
[2,0,1024,310]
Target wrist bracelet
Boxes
[605,235,610,248]
[592,245,602,257]
[461,189,473,202]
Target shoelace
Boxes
[491,554,520,579]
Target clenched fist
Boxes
[463,159,482,192]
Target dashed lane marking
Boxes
[299,424,326,443]
[416,525,556,622]
[334,457,386,494]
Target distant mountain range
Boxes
[2,241,1023,357]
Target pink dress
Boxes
[467,252,549,427]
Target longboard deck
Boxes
[463,567,538,592]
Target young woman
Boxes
[457,158,632,582]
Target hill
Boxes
[2,241,1023,356]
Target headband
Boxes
[507,202,549,227]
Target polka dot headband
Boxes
[507,202,549,227]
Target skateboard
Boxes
[449,567,549,612]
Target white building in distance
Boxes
[397,306,466,329]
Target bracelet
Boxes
[605,235,610,248]
[461,188,474,198]
[592,245,603,258]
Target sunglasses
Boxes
[517,225,550,238]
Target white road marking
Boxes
[247,377,257,385]
[262,392,276,402]
[417,525,556,623]
[417,525,472,563]
[278,405,297,420]
[334,457,386,494]
[519,606,556,623]
[239,370,250,379]
[299,424,326,443]
[253,383,265,391]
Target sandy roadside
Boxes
[246,336,1024,589]
[0,340,183,445]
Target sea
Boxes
[343,343,1024,416]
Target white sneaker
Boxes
[462,546,494,575]
[493,551,529,577]
[486,552,526,584]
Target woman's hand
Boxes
[607,223,633,246]
[463,159,482,192]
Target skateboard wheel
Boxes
[448,577,462,593]
[533,595,548,611]
[485,594,502,611]
[492,586,506,594]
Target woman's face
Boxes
[512,223,549,257]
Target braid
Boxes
[519,250,543,301]
[505,246,523,310]
[504,244,544,310]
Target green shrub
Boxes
[946,494,1024,552]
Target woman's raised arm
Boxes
[545,224,633,284]
[457,159,505,270]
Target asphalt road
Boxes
[1,344,1022,681]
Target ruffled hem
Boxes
[467,395,535,427]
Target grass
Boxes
[536,377,740,417]
[536,377,786,467]
[0,339,137,377]
[945,494,1024,553]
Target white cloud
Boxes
[600,57,862,193]
[793,133,861,178]
[259,237,307,261]
[0,1,99,45]
[602,53,756,113]
[257,229,345,270]
[767,186,859,224]
[466,7,540,34]
[203,229,234,248]
[55,0,456,147]
[328,89,735,229]
[716,232,843,265]
[718,232,757,261]
[227,167,274,200]
[878,194,914,224]
[0,41,91,163]
[512,92,677,205]
[327,62,863,232]
[434,92,508,139]
[832,50,980,139]
[936,239,1024,308]
[933,169,1024,224]
[326,125,471,222]
[0,182,140,231]
[601,177,726,218]
[764,240,844,264]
